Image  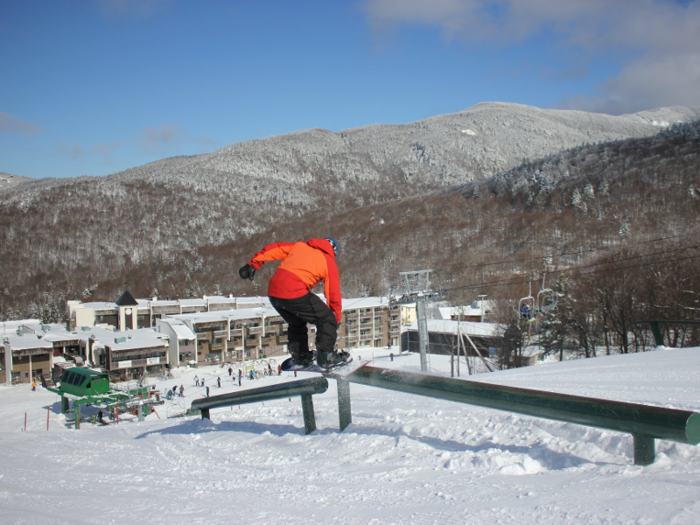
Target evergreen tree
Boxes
[539,274,573,360]
[500,321,524,369]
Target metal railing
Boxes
[335,366,700,465]
[184,364,699,466]
[191,376,329,434]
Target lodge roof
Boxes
[115,290,138,307]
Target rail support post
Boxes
[649,322,664,346]
[301,394,317,434]
[200,408,210,421]
[633,435,655,466]
[337,378,352,431]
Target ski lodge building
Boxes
[400,319,503,359]
[3,292,497,385]
[1,320,169,385]
[2,293,409,384]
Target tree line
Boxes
[494,238,700,368]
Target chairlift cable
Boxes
[456,234,698,272]
[444,252,700,294]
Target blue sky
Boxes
[1,0,699,179]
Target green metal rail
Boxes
[191,376,329,434]
[336,366,700,465]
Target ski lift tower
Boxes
[392,270,446,373]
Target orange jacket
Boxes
[248,239,342,323]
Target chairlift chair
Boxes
[537,288,557,314]
[517,296,535,321]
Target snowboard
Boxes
[281,356,369,376]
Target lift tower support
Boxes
[391,270,445,373]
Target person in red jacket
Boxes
[239,238,350,369]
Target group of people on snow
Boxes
[164,385,184,400]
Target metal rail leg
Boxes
[337,379,352,431]
[301,394,317,434]
[633,434,655,465]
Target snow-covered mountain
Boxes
[1,102,699,316]
[6,102,699,212]
[100,102,700,205]
[0,171,32,192]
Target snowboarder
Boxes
[205,386,210,397]
[239,238,349,370]
[217,376,221,388]
[179,385,184,397]
[194,375,199,387]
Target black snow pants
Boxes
[269,293,338,357]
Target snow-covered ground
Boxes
[2,347,700,525]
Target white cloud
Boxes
[57,142,85,161]
[364,0,497,42]
[91,141,124,162]
[137,124,218,155]
[362,0,700,113]
[54,125,215,165]
[55,141,124,164]
[0,112,41,136]
[564,51,700,114]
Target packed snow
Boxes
[2,347,700,525]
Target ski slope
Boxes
[2,347,699,525]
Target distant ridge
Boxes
[0,102,699,318]
[0,172,32,192]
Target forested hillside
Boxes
[224,119,700,357]
[1,103,699,331]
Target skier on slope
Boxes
[238,238,350,370]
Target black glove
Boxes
[239,264,256,280]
